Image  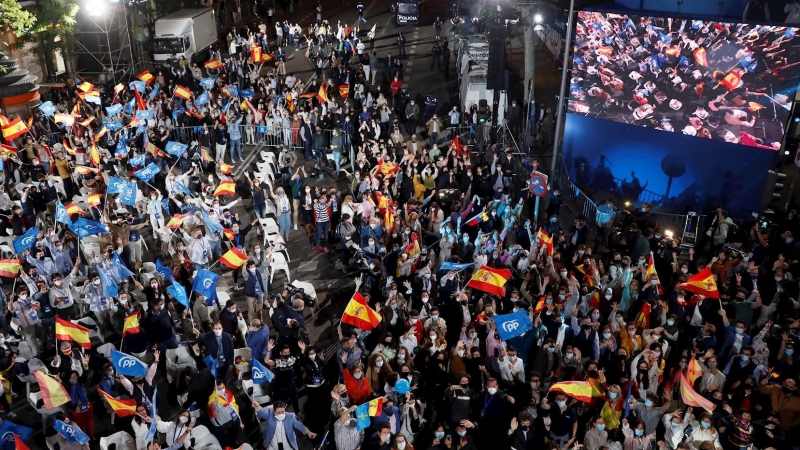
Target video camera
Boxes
[286,284,316,308]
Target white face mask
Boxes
[487,387,497,395]
[54,280,62,286]
[214,329,223,337]
[397,442,406,450]
[216,389,226,396]
[94,279,101,286]
[179,416,189,424]
[309,353,316,361]
[275,413,286,421]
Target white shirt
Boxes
[498,356,525,384]
[269,419,288,450]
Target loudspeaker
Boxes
[487,25,506,90]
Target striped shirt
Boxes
[334,419,363,450]
[314,203,330,223]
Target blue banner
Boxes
[136,109,154,121]
[203,355,218,378]
[13,227,40,254]
[225,85,239,97]
[69,218,109,238]
[200,77,216,90]
[145,387,158,443]
[129,80,146,93]
[135,162,160,182]
[439,262,474,272]
[54,419,90,445]
[155,258,175,282]
[115,138,128,158]
[128,153,146,167]
[251,358,275,383]
[107,176,127,194]
[119,180,138,206]
[192,269,219,298]
[55,201,71,225]
[493,309,533,341]
[201,208,223,234]
[112,252,134,280]
[149,84,160,99]
[167,283,189,308]
[111,349,148,377]
[165,141,188,157]
[0,420,33,450]
[195,91,210,107]
[97,266,118,298]
[241,88,254,97]
[39,101,56,116]
[105,104,123,117]
[173,181,192,196]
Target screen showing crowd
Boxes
[568,12,800,150]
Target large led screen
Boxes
[568,12,800,149]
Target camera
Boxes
[286,284,316,308]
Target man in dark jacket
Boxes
[144,299,179,350]
[508,411,536,450]
[311,126,327,170]
[244,260,267,321]
[193,322,235,380]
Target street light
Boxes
[534,14,543,24]
[85,0,108,17]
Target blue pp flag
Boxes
[106,104,123,117]
[167,283,189,308]
[115,138,128,158]
[251,358,275,383]
[108,176,127,194]
[39,101,56,116]
[155,258,175,282]
[439,262,474,272]
[54,419,90,445]
[193,269,219,298]
[125,98,135,114]
[69,218,109,238]
[241,88,254,97]
[120,180,138,206]
[13,227,40,254]
[129,153,146,167]
[173,181,192,196]
[149,84,161,99]
[623,380,633,417]
[97,266,118,298]
[355,402,371,431]
[0,420,33,450]
[129,80,146,93]
[257,125,268,133]
[165,141,188,157]
[785,27,795,38]
[111,349,148,377]
[225,85,239,97]
[145,387,158,443]
[113,252,135,280]
[55,201,71,225]
[201,208,223,234]
[195,91,210,107]
[200,77,216,90]
[493,309,533,341]
[203,355,218,378]
[135,162,160,182]
[105,121,123,131]
[136,109,155,121]
[172,109,184,121]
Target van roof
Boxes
[158,8,213,20]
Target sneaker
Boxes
[323,247,329,253]
[312,246,318,252]
[234,285,242,291]
[294,224,297,230]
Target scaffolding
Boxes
[73,1,136,85]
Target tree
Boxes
[14,0,79,78]
[0,0,37,38]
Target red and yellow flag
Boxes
[342,292,382,331]
[1,117,29,141]
[533,296,546,314]
[384,207,396,233]
[220,247,248,269]
[680,372,715,413]
[98,388,138,417]
[135,89,147,111]
[250,44,264,63]
[16,435,30,450]
[693,47,708,66]
[75,166,98,175]
[88,194,102,206]
[0,259,21,278]
[114,83,125,95]
[204,58,223,70]
[367,397,384,416]
[174,85,192,100]
[34,370,71,409]
[338,84,350,98]
[201,146,214,162]
[90,144,101,166]
[78,116,94,128]
[466,265,511,297]
[65,203,84,215]
[379,161,399,177]
[548,380,598,403]
[137,70,154,84]
[677,267,719,299]
[536,229,553,255]
[645,252,663,294]
[452,135,465,156]
[62,138,76,156]
[122,312,140,337]
[687,355,704,384]
[54,113,75,127]
[634,301,651,330]
[55,317,91,349]
[213,180,236,197]
[71,102,81,117]
[219,161,233,175]
[223,229,235,240]
[77,81,94,93]
[0,143,18,156]
[720,72,742,91]
[317,85,328,104]
[165,214,189,229]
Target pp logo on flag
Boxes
[203,279,213,289]
[2,432,13,443]
[20,235,35,246]
[118,355,138,368]
[502,320,520,333]
[253,368,266,381]
[111,180,125,192]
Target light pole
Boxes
[549,0,575,177]
[76,0,135,84]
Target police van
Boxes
[391,1,420,26]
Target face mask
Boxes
[592,313,600,320]
[94,279,101,286]
[787,238,794,244]
[559,294,566,301]
[431,315,439,321]
[457,431,466,437]
[546,298,553,305]
[609,392,617,399]
[309,354,316,361]
[547,347,556,353]
[560,272,567,278]
[651,279,658,286]
[645,400,653,407]
[635,429,644,436]
[556,400,567,408]
[435,432,445,440]
[671,422,681,429]
[566,353,574,359]
[458,350,465,357]
[421,297,429,303]
[469,333,477,339]
[375,360,384,367]
[736,328,744,335]
[616,317,623,323]
[179,416,189,424]
[741,355,750,362]
[681,268,689,274]
[487,387,497,395]
[701,422,711,429]
[214,329,223,337]
[54,280,62,286]
[775,277,783,283]
[708,363,717,369]
[679,362,687,369]
[275,414,286,421]
[216,389,226,396]
[667,320,675,326]
[354,373,363,379]
[786,349,794,356]
[603,332,612,339]
[429,334,437,340]
[397,442,407,450]
[398,354,406,360]
[597,424,605,431]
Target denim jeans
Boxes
[209,239,222,259]
[229,138,242,161]
[277,214,291,239]
[253,202,267,219]
[429,132,438,147]
[333,151,342,173]
[313,221,330,247]
[193,262,209,272]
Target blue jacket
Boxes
[361,225,384,247]
[247,326,270,364]
[244,269,266,298]
[719,323,751,361]
[258,407,308,450]
[369,406,402,435]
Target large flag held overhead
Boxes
[69,218,109,238]
[677,267,719,298]
[0,421,33,450]
[98,389,137,417]
[493,309,533,341]
[193,269,219,298]
[687,355,704,384]
[1,117,29,141]
[12,227,39,254]
[167,283,189,308]
[548,380,598,403]
[134,162,161,182]
[680,372,715,413]
[97,266,118,298]
[122,312,140,337]
[251,358,275,383]
[536,229,554,255]
[213,180,236,196]
[220,247,248,269]
[466,265,511,297]
[55,201,71,224]
[111,349,149,377]
[341,292,382,331]
[645,252,663,294]
[55,317,91,348]
[34,370,71,409]
[165,141,188,157]
[0,259,21,278]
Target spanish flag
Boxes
[645,252,663,294]
[373,191,394,213]
[34,370,71,409]
[536,229,554,255]
[317,85,328,104]
[174,85,192,100]
[71,102,81,117]
[0,143,17,156]
[687,355,704,384]
[62,138,76,155]
[342,291,382,331]
[90,144,101,166]
[367,397,384,416]
[135,89,147,111]
[298,92,316,99]
[466,265,510,297]
[88,194,102,206]
[677,267,719,299]
[201,146,214,162]
[338,84,350,98]
[693,47,708,66]
[223,229,235,240]
[533,296,546,314]
[220,247,248,269]
[748,101,765,112]
[378,161,399,176]
[213,180,236,197]
[16,435,30,450]
[78,116,94,128]
[54,113,75,127]
[55,317,91,349]
[219,161,233,175]
[0,259,21,278]
[77,81,94,93]
[250,44,264,63]
[680,372,715,413]
[122,312,140,337]
[95,126,108,140]
[452,135,465,156]
[137,70,154,84]
[383,207,396,233]
[548,380,597,403]
[75,165,98,175]
[204,58,223,70]
[1,117,29,141]
[98,389,137,417]
[720,72,742,91]
[114,83,125,95]
[633,301,651,330]
[165,214,189,229]
[146,141,167,158]
[65,203,84,215]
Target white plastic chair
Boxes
[76,317,105,344]
[273,242,291,263]
[192,434,223,450]
[269,252,290,283]
[233,347,252,380]
[189,425,212,440]
[28,391,66,432]
[99,431,136,450]
[166,347,198,383]
[242,379,271,420]
[96,342,117,360]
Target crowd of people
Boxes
[0,4,798,450]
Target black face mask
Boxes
[782,386,796,396]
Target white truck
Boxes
[153,8,218,66]
[456,36,490,82]
[461,67,507,123]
